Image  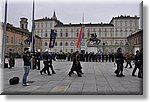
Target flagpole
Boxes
[31,0,35,69]
[1,0,7,68]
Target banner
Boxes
[49,29,56,48]
[76,26,83,48]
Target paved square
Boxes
[1,59,142,95]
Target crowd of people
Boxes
[7,47,143,86]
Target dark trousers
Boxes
[41,62,51,75]
[68,68,81,76]
[115,63,124,75]
[49,64,56,74]
[125,61,132,68]
[132,62,140,76]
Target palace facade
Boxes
[34,11,140,53]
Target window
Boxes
[70,42,74,46]
[77,33,79,37]
[45,33,47,37]
[44,42,47,46]
[60,42,63,46]
[71,49,73,52]
[66,33,68,37]
[81,42,85,46]
[60,32,63,37]
[66,42,68,46]
[21,24,24,29]
[55,42,57,46]
[11,37,14,43]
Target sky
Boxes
[0,0,142,31]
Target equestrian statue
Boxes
[87,33,101,45]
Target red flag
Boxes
[76,26,83,48]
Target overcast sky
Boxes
[0,0,142,30]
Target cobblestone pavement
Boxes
[1,59,142,95]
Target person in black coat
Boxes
[114,48,125,77]
[68,51,83,77]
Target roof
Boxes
[34,17,63,26]
[109,15,140,23]
[127,29,143,39]
[6,23,30,35]
[55,23,114,27]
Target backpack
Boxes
[9,77,20,85]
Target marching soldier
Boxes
[114,48,125,77]
[40,49,51,76]
[48,50,56,74]
[68,51,83,77]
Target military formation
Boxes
[7,47,143,86]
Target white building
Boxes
[34,11,140,53]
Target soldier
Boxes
[132,50,140,77]
[40,49,51,76]
[85,52,89,62]
[48,50,56,74]
[68,51,83,77]
[8,49,15,69]
[125,52,133,68]
[138,48,143,78]
[35,49,41,70]
[114,48,125,77]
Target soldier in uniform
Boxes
[48,50,56,74]
[114,48,125,77]
[35,49,41,70]
[132,50,140,76]
[8,49,15,69]
[68,51,83,77]
[40,49,51,76]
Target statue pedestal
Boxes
[87,47,98,53]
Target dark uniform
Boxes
[8,49,15,68]
[114,48,125,77]
[138,49,143,78]
[68,52,83,77]
[40,51,51,75]
[48,53,56,74]
[35,51,41,70]
[132,50,140,76]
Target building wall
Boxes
[127,30,143,54]
[5,28,29,56]
[34,15,140,53]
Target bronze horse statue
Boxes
[87,33,101,45]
